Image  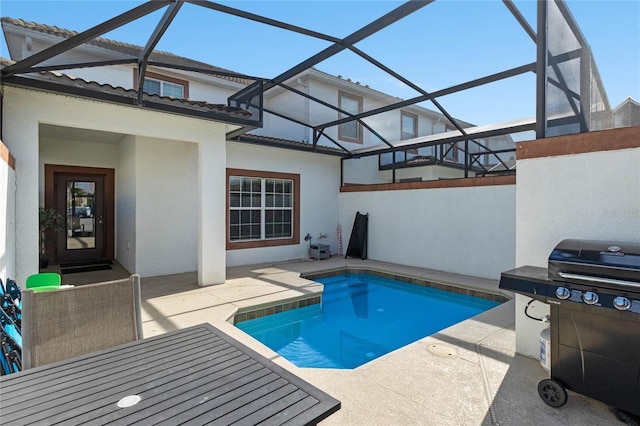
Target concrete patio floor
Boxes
[63,258,626,425]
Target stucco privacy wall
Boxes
[514,126,640,358]
[225,141,341,267]
[2,86,228,284]
[0,140,16,283]
[339,178,516,280]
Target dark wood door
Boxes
[54,173,106,263]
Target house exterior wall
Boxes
[2,87,42,284]
[38,137,120,204]
[225,141,341,266]
[339,179,516,280]
[5,24,245,103]
[0,140,16,283]
[256,84,309,143]
[134,136,199,277]
[1,85,228,284]
[305,77,409,149]
[2,21,517,290]
[116,135,136,274]
[258,71,514,185]
[514,126,640,358]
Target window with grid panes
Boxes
[229,176,294,241]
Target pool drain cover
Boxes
[427,344,457,357]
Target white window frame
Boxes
[401,111,418,141]
[338,91,363,143]
[143,77,185,99]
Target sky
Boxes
[1,0,638,129]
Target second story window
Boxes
[338,91,363,144]
[135,69,189,99]
[143,78,184,98]
[401,111,418,140]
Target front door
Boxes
[55,174,105,263]
[45,165,115,265]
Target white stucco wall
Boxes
[0,147,16,283]
[38,137,121,204]
[515,146,640,358]
[133,136,199,277]
[342,156,381,185]
[116,135,136,274]
[339,183,516,280]
[226,142,341,266]
[2,86,228,283]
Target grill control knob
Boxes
[613,296,631,311]
[555,287,571,300]
[582,291,599,305]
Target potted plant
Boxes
[39,207,64,269]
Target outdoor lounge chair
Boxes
[21,274,143,369]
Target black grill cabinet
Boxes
[500,239,640,415]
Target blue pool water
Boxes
[236,274,500,369]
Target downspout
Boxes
[297,78,310,143]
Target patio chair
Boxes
[1,278,22,303]
[1,278,22,329]
[1,294,21,330]
[1,329,22,375]
[25,273,61,292]
[0,308,22,375]
[21,274,143,370]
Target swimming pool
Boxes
[236,273,501,369]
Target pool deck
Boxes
[68,258,623,425]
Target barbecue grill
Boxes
[500,239,640,415]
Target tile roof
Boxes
[236,134,349,157]
[0,57,252,119]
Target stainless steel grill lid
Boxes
[548,239,640,288]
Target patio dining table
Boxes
[0,323,340,425]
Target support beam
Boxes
[1,1,172,77]
[318,63,536,130]
[503,0,536,42]
[148,61,262,81]
[24,59,138,74]
[265,1,432,90]
[186,0,341,43]
[137,1,184,103]
[348,45,469,138]
[536,0,548,138]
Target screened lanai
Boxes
[0,0,629,183]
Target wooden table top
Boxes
[0,323,340,425]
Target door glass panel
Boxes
[66,181,95,250]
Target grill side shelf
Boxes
[499,266,550,302]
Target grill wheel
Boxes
[538,378,568,408]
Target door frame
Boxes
[44,164,115,264]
